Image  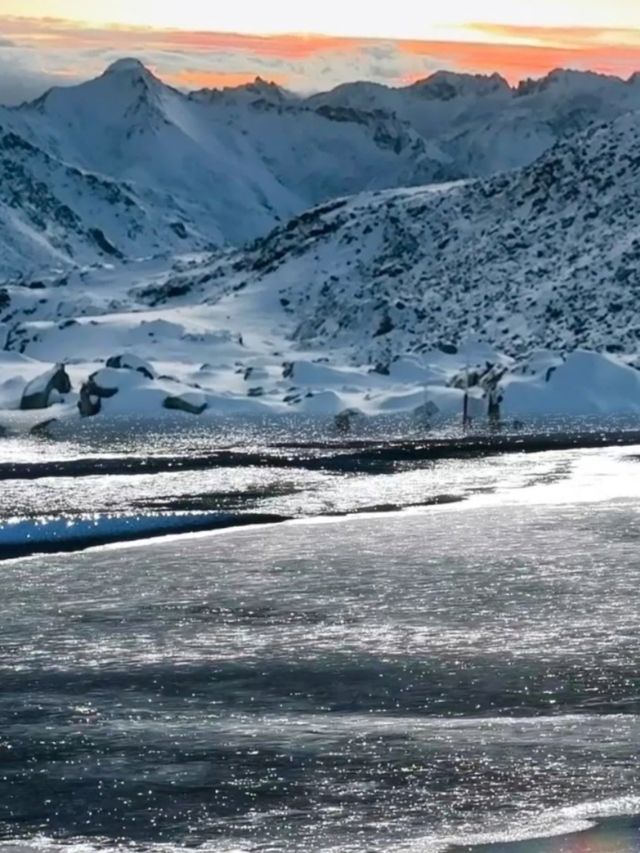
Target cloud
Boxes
[400,36,640,82]
[466,22,640,48]
[0,15,640,104]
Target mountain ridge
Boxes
[4,96,640,422]
[2,58,640,280]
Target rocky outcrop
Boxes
[77,369,120,417]
[20,364,71,410]
[105,354,155,379]
[77,383,101,418]
[163,394,208,415]
[413,400,439,424]
[334,408,364,434]
[75,364,208,419]
[29,418,58,436]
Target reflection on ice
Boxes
[3,445,640,851]
[0,511,286,558]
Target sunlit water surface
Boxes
[2,444,640,852]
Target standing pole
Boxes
[462,364,470,431]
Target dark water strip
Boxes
[0,512,289,560]
[0,494,470,562]
[3,429,640,480]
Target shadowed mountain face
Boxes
[2,60,640,277]
[4,101,640,425]
[4,60,640,426]
[0,60,452,277]
[126,107,640,367]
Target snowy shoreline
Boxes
[461,813,640,853]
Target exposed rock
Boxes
[244,366,270,382]
[105,353,155,379]
[163,394,208,415]
[413,400,439,424]
[334,408,364,434]
[85,371,120,399]
[20,364,71,410]
[29,418,58,436]
[77,383,101,418]
[77,368,125,417]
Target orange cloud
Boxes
[3,13,640,101]
[1,15,365,57]
[399,37,640,82]
[168,69,290,89]
[466,22,640,48]
[165,30,365,59]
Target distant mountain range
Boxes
[112,103,640,368]
[5,63,640,422]
[3,59,640,278]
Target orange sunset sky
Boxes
[1,1,640,101]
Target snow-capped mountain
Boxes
[141,104,640,365]
[4,59,640,279]
[0,118,217,279]
[0,59,452,276]
[4,105,640,424]
[308,68,640,175]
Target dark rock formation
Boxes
[334,408,363,434]
[77,383,101,417]
[105,354,155,379]
[163,395,208,415]
[20,364,71,410]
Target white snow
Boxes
[2,61,640,427]
[502,352,640,416]
[3,60,640,276]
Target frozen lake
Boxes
[2,443,640,851]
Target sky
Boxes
[1,1,640,104]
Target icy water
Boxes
[2,441,640,852]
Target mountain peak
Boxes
[93,58,172,119]
[103,58,150,77]
[189,75,293,107]
[238,76,289,101]
[516,68,622,97]
[409,70,511,100]
[99,58,165,91]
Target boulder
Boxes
[77,382,101,417]
[163,393,208,415]
[413,400,439,424]
[77,369,127,418]
[20,364,71,410]
[85,371,121,399]
[29,418,58,436]
[334,408,364,434]
[105,353,155,379]
[244,366,270,382]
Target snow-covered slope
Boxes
[0,59,452,276]
[308,68,640,176]
[0,120,213,278]
[4,106,640,424]
[5,61,640,279]
[188,107,640,363]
